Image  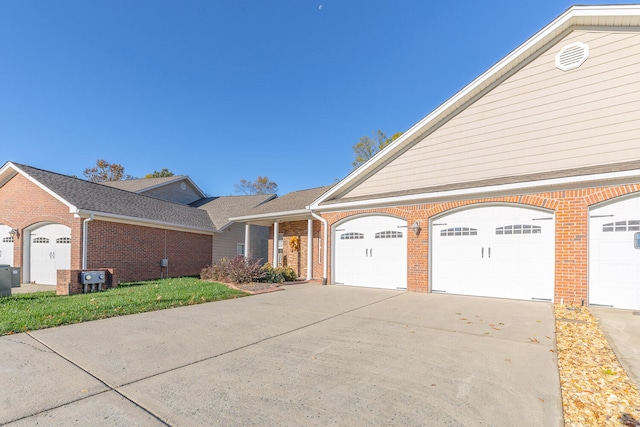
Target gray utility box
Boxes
[80,271,106,293]
[10,267,20,288]
[0,265,11,297]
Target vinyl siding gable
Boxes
[342,30,640,200]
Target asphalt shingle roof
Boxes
[190,194,274,229]
[245,186,332,216]
[15,164,215,231]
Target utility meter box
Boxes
[0,266,11,297]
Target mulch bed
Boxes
[555,305,640,426]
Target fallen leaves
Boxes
[555,304,640,426]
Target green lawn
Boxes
[0,277,247,336]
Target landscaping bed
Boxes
[555,305,640,426]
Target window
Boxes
[56,237,71,244]
[237,243,245,256]
[33,237,49,244]
[2,237,13,243]
[603,220,640,232]
[440,227,477,237]
[374,231,403,239]
[340,232,364,240]
[495,224,541,235]
[635,233,640,249]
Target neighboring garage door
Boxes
[590,196,640,310]
[30,223,71,285]
[0,224,14,266]
[432,205,555,301]
[334,215,407,290]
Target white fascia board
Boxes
[3,162,79,213]
[74,209,216,235]
[230,209,311,223]
[310,5,640,209]
[313,169,640,212]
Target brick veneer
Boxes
[87,221,212,283]
[0,171,214,285]
[318,184,640,305]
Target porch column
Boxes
[273,221,279,267]
[306,219,313,280]
[244,224,251,258]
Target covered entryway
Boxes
[0,224,14,266]
[431,205,555,301]
[333,215,407,289]
[29,223,71,285]
[589,196,640,310]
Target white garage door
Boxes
[432,205,555,301]
[590,197,640,310]
[30,223,71,285]
[0,225,14,266]
[334,215,407,290]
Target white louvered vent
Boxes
[555,42,589,71]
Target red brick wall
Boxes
[0,173,83,283]
[0,172,213,284]
[319,184,640,305]
[87,221,212,283]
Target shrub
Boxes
[200,256,265,284]
[258,264,298,283]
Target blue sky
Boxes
[0,1,634,196]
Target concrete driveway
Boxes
[591,307,640,388]
[1,284,562,426]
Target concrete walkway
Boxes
[1,284,563,426]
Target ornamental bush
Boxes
[258,264,298,283]
[200,256,265,284]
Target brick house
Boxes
[0,162,271,289]
[236,5,640,310]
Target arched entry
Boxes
[431,205,555,301]
[29,223,71,285]
[589,196,640,309]
[333,215,407,290]
[0,224,14,266]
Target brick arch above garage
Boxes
[318,183,640,304]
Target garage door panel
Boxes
[0,225,14,266]
[432,206,554,301]
[590,197,640,309]
[334,216,407,290]
[30,224,71,286]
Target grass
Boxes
[0,277,247,336]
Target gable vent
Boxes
[555,42,589,71]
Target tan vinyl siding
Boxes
[142,180,201,204]
[345,30,640,199]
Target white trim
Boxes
[310,5,640,208]
[74,209,215,235]
[1,162,78,213]
[312,169,640,212]
[230,209,311,223]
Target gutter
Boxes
[82,214,94,269]
[310,210,328,285]
[74,209,216,235]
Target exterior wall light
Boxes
[8,228,19,239]
[410,221,421,236]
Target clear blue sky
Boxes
[0,1,633,196]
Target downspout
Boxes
[310,211,328,285]
[82,214,94,269]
